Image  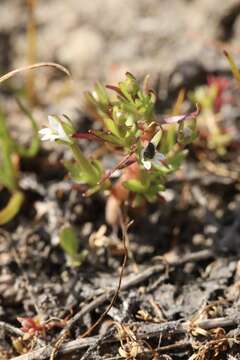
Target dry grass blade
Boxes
[0,62,71,84]
[223,50,240,87]
[80,218,131,338]
[172,88,185,116]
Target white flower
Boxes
[140,143,165,170]
[39,116,72,143]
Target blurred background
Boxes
[1,0,240,114]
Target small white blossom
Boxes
[39,116,72,143]
[140,143,165,170]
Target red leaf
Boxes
[72,131,100,141]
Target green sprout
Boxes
[0,61,70,225]
[39,73,199,214]
[0,99,39,225]
[59,225,88,267]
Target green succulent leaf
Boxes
[92,130,125,146]
[60,226,79,257]
[123,179,147,193]
[59,226,88,267]
[63,159,101,185]
[0,109,18,191]
[119,73,139,102]
[103,117,121,137]
[63,161,83,182]
[94,82,109,106]
[0,191,24,225]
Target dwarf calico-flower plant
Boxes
[39,73,199,212]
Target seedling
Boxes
[189,51,240,156]
[39,73,199,220]
[0,99,39,224]
[0,61,70,225]
[189,76,232,155]
[59,225,88,266]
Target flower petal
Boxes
[40,135,50,141]
[162,114,187,124]
[155,153,165,162]
[39,128,51,136]
[41,134,54,141]
[142,159,151,170]
[161,106,200,124]
[48,115,60,131]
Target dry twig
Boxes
[11,316,238,360]
[0,321,25,337]
[49,215,131,360]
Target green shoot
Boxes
[0,100,39,224]
[60,226,88,267]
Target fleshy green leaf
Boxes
[123,179,146,193]
[94,82,109,105]
[0,109,18,191]
[92,130,125,146]
[0,191,24,225]
[103,117,121,137]
[59,226,88,267]
[60,226,79,257]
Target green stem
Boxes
[0,111,18,191]
[70,143,98,185]
[0,191,24,225]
